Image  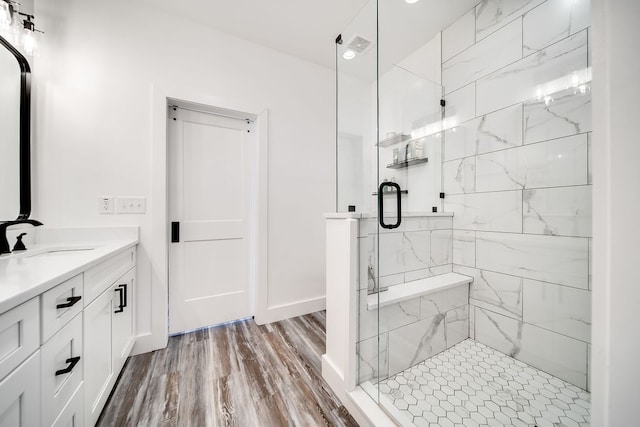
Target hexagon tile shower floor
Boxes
[375,339,590,427]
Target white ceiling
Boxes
[141,0,369,69]
[142,0,478,71]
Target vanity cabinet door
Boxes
[0,351,40,427]
[83,289,113,427]
[112,268,135,374]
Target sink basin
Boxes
[20,246,98,259]
[27,248,95,258]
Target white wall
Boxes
[591,0,640,425]
[33,0,335,352]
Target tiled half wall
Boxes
[357,215,468,383]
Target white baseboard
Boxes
[254,296,326,325]
[322,354,346,401]
[131,331,168,356]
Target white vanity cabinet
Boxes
[0,243,137,427]
[84,248,136,427]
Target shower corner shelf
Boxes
[387,157,428,169]
[377,133,411,148]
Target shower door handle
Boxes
[378,182,402,229]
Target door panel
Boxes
[183,122,245,221]
[169,107,254,334]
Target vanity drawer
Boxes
[84,247,136,305]
[41,313,83,427]
[51,382,84,427]
[0,297,39,381]
[41,273,84,343]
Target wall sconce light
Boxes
[0,0,43,56]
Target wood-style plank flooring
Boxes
[97,311,358,426]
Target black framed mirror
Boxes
[0,33,31,220]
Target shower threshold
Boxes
[365,339,590,427]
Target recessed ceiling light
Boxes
[405,0,420,4]
[342,49,356,60]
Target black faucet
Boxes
[0,220,43,255]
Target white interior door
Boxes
[168,106,254,334]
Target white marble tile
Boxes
[524,88,591,144]
[444,83,476,128]
[523,0,591,55]
[469,305,476,339]
[444,18,522,94]
[443,157,475,195]
[475,307,522,357]
[358,332,389,383]
[587,27,591,67]
[430,229,453,266]
[446,191,523,233]
[359,235,374,290]
[442,8,476,62]
[475,0,545,42]
[378,231,431,277]
[367,215,453,235]
[523,279,591,343]
[401,216,453,232]
[475,133,588,192]
[404,264,453,282]
[455,265,523,319]
[453,230,476,267]
[588,238,592,290]
[475,308,588,388]
[587,343,591,391]
[587,132,592,185]
[421,285,469,319]
[523,185,592,237]
[388,315,447,376]
[476,231,589,289]
[444,103,523,162]
[378,273,406,289]
[446,305,470,347]
[518,324,588,389]
[476,30,588,116]
[359,289,421,341]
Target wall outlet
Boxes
[116,196,147,214]
[99,196,114,214]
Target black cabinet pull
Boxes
[56,296,82,309]
[378,182,402,229]
[55,356,81,376]
[114,286,124,313]
[120,283,127,308]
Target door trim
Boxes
[137,85,269,354]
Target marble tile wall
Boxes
[441,0,592,390]
[357,216,453,292]
[358,285,470,382]
[356,215,465,383]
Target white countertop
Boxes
[0,227,138,314]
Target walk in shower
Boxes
[336,0,592,425]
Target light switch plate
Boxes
[116,196,146,214]
[99,196,114,214]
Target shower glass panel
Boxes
[337,0,592,425]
